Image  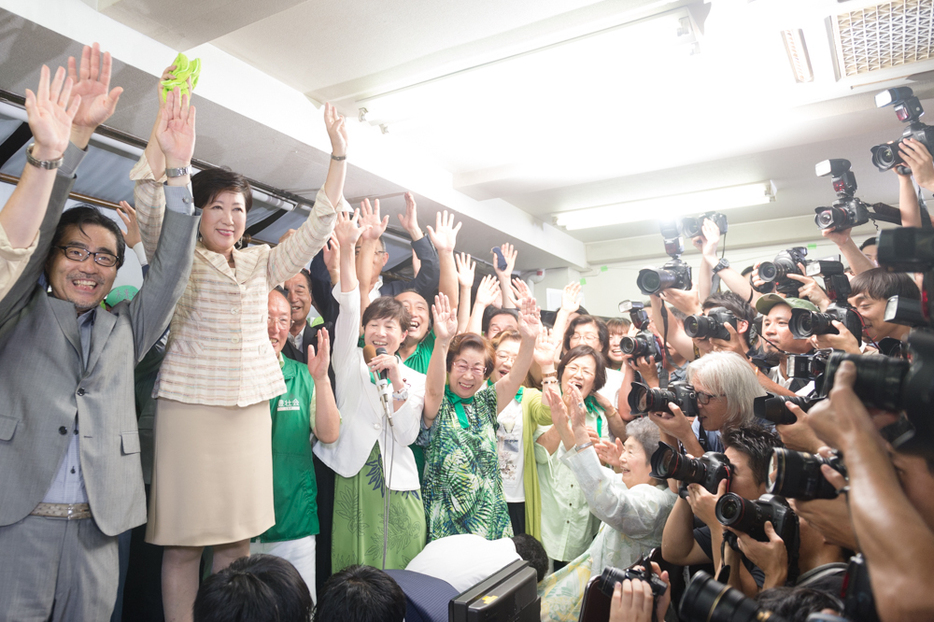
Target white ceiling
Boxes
[2,0,934,278]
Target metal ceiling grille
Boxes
[832,0,934,77]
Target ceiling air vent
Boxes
[831,0,934,78]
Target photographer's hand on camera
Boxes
[709,322,749,360]
[658,284,702,316]
[608,562,671,622]
[649,402,703,458]
[776,403,823,453]
[686,479,726,529]
[899,137,934,192]
[807,320,861,355]
[786,269,831,311]
[805,361,891,452]
[631,354,660,388]
[727,521,789,590]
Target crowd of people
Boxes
[0,42,932,622]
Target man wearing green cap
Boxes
[755,294,819,395]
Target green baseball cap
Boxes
[755,293,818,315]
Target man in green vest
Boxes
[251,288,341,602]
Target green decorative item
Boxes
[161,53,201,101]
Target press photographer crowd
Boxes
[1,43,932,622]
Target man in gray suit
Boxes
[0,44,200,620]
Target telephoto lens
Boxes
[679,571,788,622]
[821,353,909,412]
[768,448,847,501]
[753,394,818,425]
[637,268,676,295]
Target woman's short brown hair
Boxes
[192,167,254,213]
[446,333,495,378]
[362,296,412,335]
[557,345,607,396]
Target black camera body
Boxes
[618,300,650,330]
[753,393,819,425]
[768,448,848,501]
[620,330,662,359]
[637,257,693,295]
[638,229,693,295]
[757,247,808,296]
[871,87,934,175]
[683,306,737,341]
[650,441,732,499]
[597,565,668,599]
[785,350,829,381]
[814,159,871,232]
[629,381,698,417]
[823,330,934,456]
[716,493,800,559]
[679,212,729,239]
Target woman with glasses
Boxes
[131,68,349,622]
[649,351,764,455]
[421,293,541,541]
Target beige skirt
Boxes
[146,398,275,546]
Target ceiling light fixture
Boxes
[553,181,776,231]
[782,29,814,83]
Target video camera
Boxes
[813,159,870,232]
[768,448,848,501]
[636,224,693,295]
[753,393,820,425]
[870,87,934,175]
[628,381,698,417]
[650,441,732,499]
[683,306,738,341]
[757,247,809,296]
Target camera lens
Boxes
[629,382,671,415]
[679,571,780,622]
[650,443,684,479]
[683,314,711,339]
[716,493,746,523]
[871,143,899,170]
[823,353,909,413]
[768,448,843,501]
[816,208,843,230]
[753,395,802,425]
[758,261,777,282]
[637,268,676,295]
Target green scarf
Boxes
[584,394,605,438]
[445,385,474,429]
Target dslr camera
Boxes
[679,571,790,622]
[789,261,862,341]
[768,448,847,501]
[678,212,729,239]
[753,393,820,425]
[618,300,663,359]
[650,441,732,498]
[715,493,800,563]
[757,247,808,296]
[637,226,693,295]
[683,306,738,341]
[596,565,668,599]
[813,159,870,232]
[823,331,934,455]
[870,87,934,175]
[628,381,698,417]
[785,349,829,381]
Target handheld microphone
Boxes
[364,345,394,425]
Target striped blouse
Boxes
[131,155,345,406]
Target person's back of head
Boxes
[193,554,312,622]
[510,534,548,582]
[315,564,406,622]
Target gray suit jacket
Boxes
[0,173,199,536]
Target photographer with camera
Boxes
[694,217,760,306]
[844,268,919,352]
[538,393,676,622]
[802,360,934,621]
[606,561,672,622]
[661,425,782,597]
[756,295,821,392]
